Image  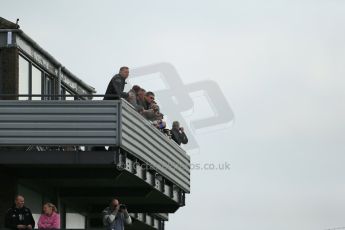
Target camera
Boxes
[119,204,126,210]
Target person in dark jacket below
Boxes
[170,121,188,146]
[103,66,130,100]
[5,195,35,230]
[102,198,131,230]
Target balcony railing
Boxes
[0,97,190,193]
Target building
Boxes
[0,17,190,229]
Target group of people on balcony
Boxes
[103,66,188,146]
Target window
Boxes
[31,65,42,100]
[61,86,75,100]
[65,90,75,100]
[19,54,56,100]
[44,74,53,100]
[18,56,29,100]
[60,87,66,100]
[65,213,86,229]
[18,54,82,101]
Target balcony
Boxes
[0,99,190,217]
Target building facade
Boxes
[0,17,190,229]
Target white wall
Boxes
[66,213,86,229]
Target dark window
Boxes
[31,65,42,100]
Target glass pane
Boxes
[18,56,29,100]
[44,76,52,100]
[65,90,75,100]
[66,213,85,229]
[60,87,66,100]
[31,65,42,100]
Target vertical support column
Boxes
[60,202,66,229]
[159,220,165,230]
[0,46,19,99]
[56,66,62,100]
[0,170,17,228]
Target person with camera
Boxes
[170,121,188,146]
[4,195,35,230]
[142,91,155,110]
[152,112,166,130]
[102,198,132,230]
[142,103,161,121]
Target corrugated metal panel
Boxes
[120,101,191,193]
[0,99,190,193]
[0,100,120,145]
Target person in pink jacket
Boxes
[37,202,60,229]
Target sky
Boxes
[1,0,345,229]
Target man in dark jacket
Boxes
[170,121,188,146]
[142,91,154,109]
[103,66,130,100]
[5,195,35,230]
[95,66,130,151]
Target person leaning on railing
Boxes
[136,88,146,110]
[152,112,167,131]
[92,66,130,151]
[141,103,161,121]
[103,66,130,100]
[141,91,155,111]
[126,85,141,111]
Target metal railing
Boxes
[0,97,191,192]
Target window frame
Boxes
[18,53,54,100]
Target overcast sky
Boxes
[1,0,345,229]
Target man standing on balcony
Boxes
[104,66,130,100]
[102,198,132,230]
[95,66,130,151]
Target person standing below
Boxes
[170,121,188,146]
[37,202,60,229]
[103,66,130,100]
[102,198,132,230]
[4,195,35,230]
